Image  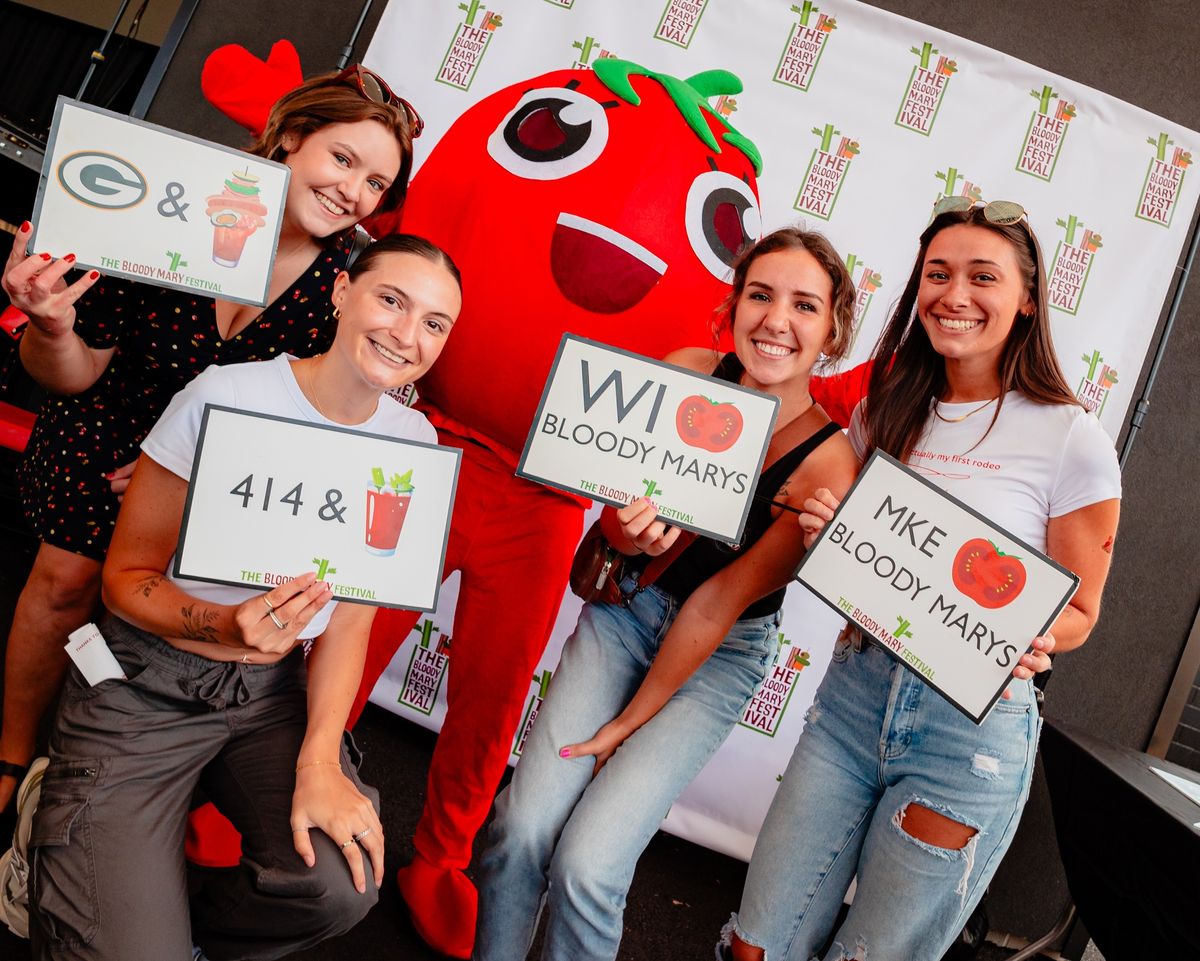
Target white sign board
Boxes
[176,406,461,611]
[31,97,289,307]
[517,334,779,542]
[797,451,1079,722]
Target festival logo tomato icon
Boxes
[676,395,744,452]
[952,538,1027,609]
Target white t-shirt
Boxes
[142,353,437,639]
[848,393,1121,554]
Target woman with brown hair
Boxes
[0,65,419,814]
[723,203,1122,961]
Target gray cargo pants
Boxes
[28,616,380,961]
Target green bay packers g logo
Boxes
[57,151,147,209]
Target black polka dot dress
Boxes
[17,238,350,560]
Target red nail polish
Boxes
[64,253,76,263]
[89,270,100,280]
[39,252,51,261]
[19,221,30,233]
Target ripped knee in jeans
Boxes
[892,797,981,898]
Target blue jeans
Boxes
[730,634,1041,961]
[474,576,780,961]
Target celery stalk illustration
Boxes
[812,123,839,153]
[371,467,386,492]
[458,0,481,25]
[1031,84,1058,114]
[911,41,938,69]
[573,36,595,62]
[935,166,961,197]
[1148,132,1174,161]
[792,0,816,25]
[312,557,337,581]
[1056,214,1081,245]
[1082,349,1102,380]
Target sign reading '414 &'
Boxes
[517,335,780,543]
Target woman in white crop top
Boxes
[725,202,1121,961]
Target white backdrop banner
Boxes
[363,0,1198,860]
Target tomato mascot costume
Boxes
[201,47,861,958]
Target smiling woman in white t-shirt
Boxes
[724,202,1121,961]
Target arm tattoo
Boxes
[132,574,164,598]
[180,604,221,644]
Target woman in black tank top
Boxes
[475,229,861,961]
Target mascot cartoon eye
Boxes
[685,169,762,281]
[487,86,610,180]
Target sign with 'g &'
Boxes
[517,334,780,543]
[31,98,289,307]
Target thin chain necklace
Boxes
[934,396,997,423]
[306,355,329,420]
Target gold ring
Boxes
[263,595,276,611]
[340,837,356,849]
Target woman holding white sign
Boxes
[723,203,1121,961]
[474,228,860,961]
[26,235,461,961]
[0,65,420,814]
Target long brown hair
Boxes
[714,227,856,365]
[863,207,1078,462]
[249,71,414,214]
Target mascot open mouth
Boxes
[550,212,668,314]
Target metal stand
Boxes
[1007,904,1077,960]
[337,0,375,69]
[75,0,134,103]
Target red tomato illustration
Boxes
[951,538,1027,609]
[676,396,744,452]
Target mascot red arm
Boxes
[202,48,865,958]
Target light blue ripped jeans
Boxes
[475,574,780,961]
[729,633,1041,961]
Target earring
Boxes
[333,306,341,321]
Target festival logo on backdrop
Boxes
[570,35,616,70]
[545,0,574,8]
[1016,83,1076,181]
[1077,349,1119,417]
[1047,214,1102,315]
[1137,132,1192,227]
[793,123,859,220]
[740,633,809,736]
[654,0,709,48]
[437,0,503,91]
[398,618,452,715]
[773,1,837,92]
[896,41,958,136]
[844,252,883,353]
[512,670,553,756]
[713,95,737,118]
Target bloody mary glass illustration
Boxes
[365,468,414,556]
[206,169,269,268]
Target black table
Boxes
[1040,717,1200,959]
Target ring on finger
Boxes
[268,610,287,630]
[352,827,372,842]
[340,837,356,849]
[263,595,277,611]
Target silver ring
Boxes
[268,611,287,630]
[263,595,277,611]
[340,837,356,849]
[352,828,372,842]
[241,653,250,663]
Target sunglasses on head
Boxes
[931,196,1026,225]
[336,64,425,139]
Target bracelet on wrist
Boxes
[295,760,340,773]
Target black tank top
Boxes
[647,353,841,620]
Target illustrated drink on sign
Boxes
[366,467,416,556]
[206,169,269,268]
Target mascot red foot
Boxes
[202,47,864,959]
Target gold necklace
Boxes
[934,397,997,423]
[305,355,328,419]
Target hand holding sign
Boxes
[616,497,681,555]
[1,222,100,340]
[232,571,332,656]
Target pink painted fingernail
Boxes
[559,748,571,758]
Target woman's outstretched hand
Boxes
[616,497,680,556]
[1,222,100,339]
[798,487,841,549]
[559,719,631,777]
[232,573,333,655]
[291,764,385,894]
